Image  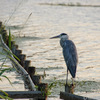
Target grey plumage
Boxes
[50,33,78,82]
[61,39,78,78]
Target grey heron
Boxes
[50,33,78,84]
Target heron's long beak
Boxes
[50,35,60,39]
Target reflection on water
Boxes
[0,0,100,99]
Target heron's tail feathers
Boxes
[68,66,77,78]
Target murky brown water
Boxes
[0,0,100,99]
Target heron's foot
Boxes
[70,83,76,94]
[65,82,75,94]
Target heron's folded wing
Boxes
[63,40,78,78]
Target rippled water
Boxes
[0,0,100,99]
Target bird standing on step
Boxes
[50,33,78,84]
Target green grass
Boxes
[8,28,11,49]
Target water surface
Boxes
[0,0,100,99]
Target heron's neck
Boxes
[60,38,68,48]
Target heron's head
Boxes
[50,33,69,40]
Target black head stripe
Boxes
[61,33,67,36]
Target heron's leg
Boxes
[66,69,68,84]
[72,78,74,84]
[72,78,74,85]
[65,69,69,92]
